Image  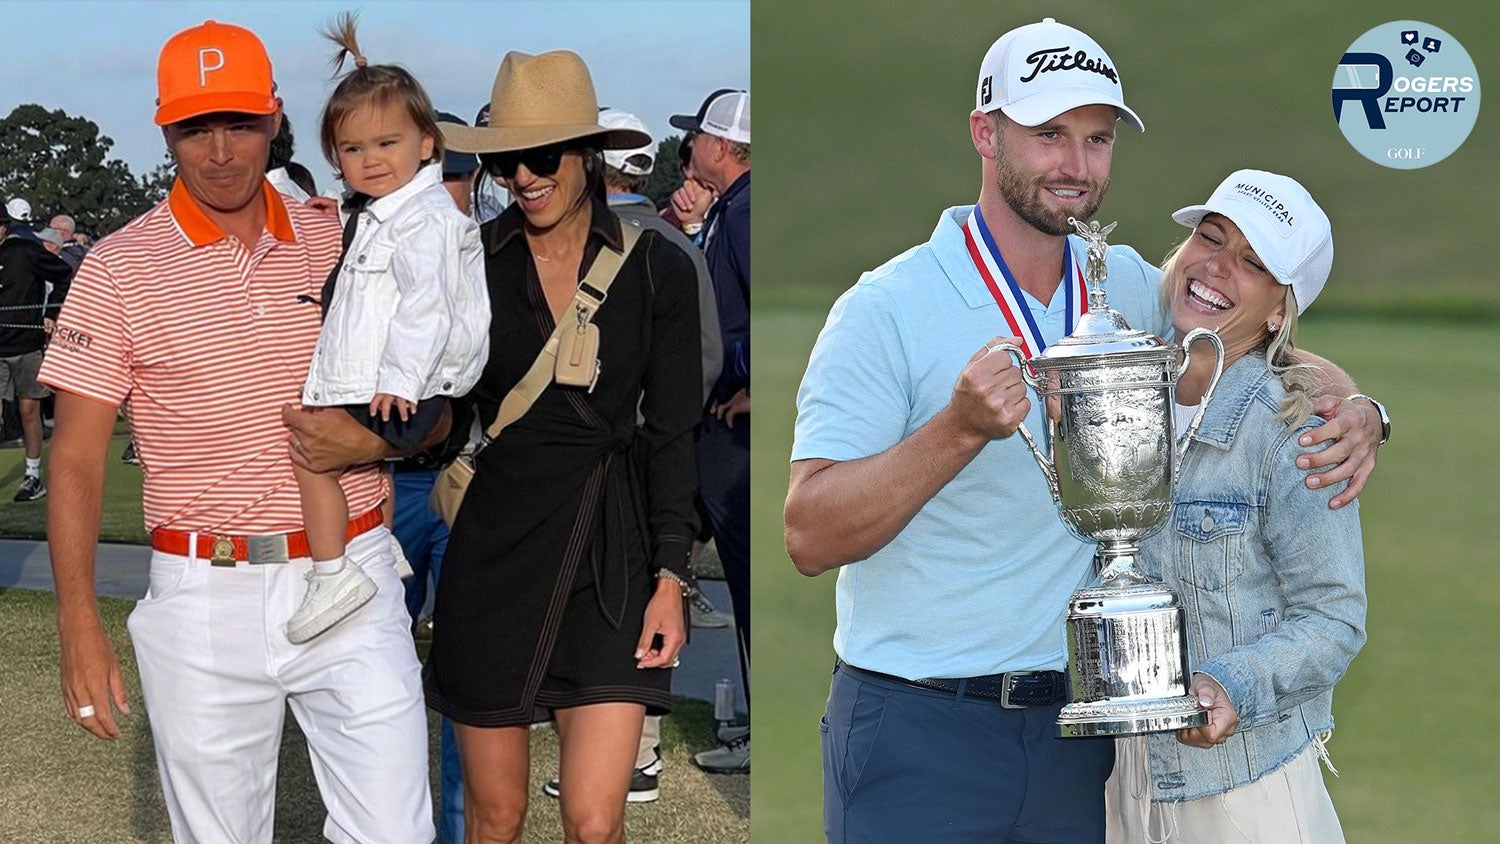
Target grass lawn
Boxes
[752,308,1500,842]
[0,588,747,843]
[0,426,145,544]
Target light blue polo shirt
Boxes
[792,205,1169,679]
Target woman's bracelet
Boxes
[655,568,690,596]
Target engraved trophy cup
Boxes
[993,219,1224,737]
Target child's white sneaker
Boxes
[286,559,377,644]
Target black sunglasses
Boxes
[678,132,696,168]
[482,144,570,179]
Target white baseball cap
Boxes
[1172,169,1333,315]
[598,109,655,176]
[36,227,65,247]
[670,89,750,144]
[5,198,31,222]
[976,18,1144,132]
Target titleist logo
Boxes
[1019,46,1118,84]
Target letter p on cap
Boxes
[198,47,225,87]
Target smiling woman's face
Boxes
[505,150,589,230]
[1170,213,1290,362]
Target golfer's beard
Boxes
[995,162,1109,237]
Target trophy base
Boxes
[1057,695,1208,738]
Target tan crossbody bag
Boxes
[430,223,641,527]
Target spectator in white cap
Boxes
[3,198,43,248]
[669,87,752,774]
[5,197,32,224]
[667,88,746,243]
[597,107,723,404]
[1105,169,1366,843]
[787,17,1386,842]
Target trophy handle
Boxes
[990,342,1060,502]
[1172,327,1225,488]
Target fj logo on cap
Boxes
[198,47,225,87]
[1020,47,1118,85]
[981,76,993,106]
[1331,20,1480,169]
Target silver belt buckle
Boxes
[245,534,290,564]
[999,671,1035,709]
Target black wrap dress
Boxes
[424,198,701,726]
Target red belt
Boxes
[149,506,386,566]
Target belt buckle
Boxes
[245,534,289,565]
[209,536,236,567]
[999,671,1034,709]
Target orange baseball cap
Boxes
[154,20,278,127]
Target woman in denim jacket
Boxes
[1105,170,1367,843]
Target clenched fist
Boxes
[949,337,1032,442]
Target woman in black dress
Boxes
[427,51,698,843]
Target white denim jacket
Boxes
[303,163,489,406]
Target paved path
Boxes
[0,539,744,710]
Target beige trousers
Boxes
[1105,737,1346,844]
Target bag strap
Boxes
[481,221,642,441]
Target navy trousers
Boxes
[698,414,750,700]
[392,468,463,844]
[822,662,1114,844]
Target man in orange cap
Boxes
[41,20,435,844]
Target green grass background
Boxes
[751,1,1500,841]
[0,589,749,843]
[0,428,144,543]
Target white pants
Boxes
[1106,737,1345,844]
[128,527,434,844]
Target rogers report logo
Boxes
[1332,20,1481,169]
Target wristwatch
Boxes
[1347,394,1390,445]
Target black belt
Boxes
[840,660,1068,709]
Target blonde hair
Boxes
[318,12,444,176]
[1159,237,1323,426]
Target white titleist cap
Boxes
[5,198,31,222]
[598,109,656,176]
[1172,169,1333,315]
[976,18,1144,132]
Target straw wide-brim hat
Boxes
[440,50,650,154]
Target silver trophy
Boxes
[993,218,1224,737]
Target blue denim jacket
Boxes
[1135,353,1367,802]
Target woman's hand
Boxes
[1177,673,1239,748]
[635,578,687,669]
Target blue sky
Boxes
[0,0,749,194]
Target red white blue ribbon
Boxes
[962,207,1088,359]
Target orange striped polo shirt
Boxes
[39,178,386,533]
